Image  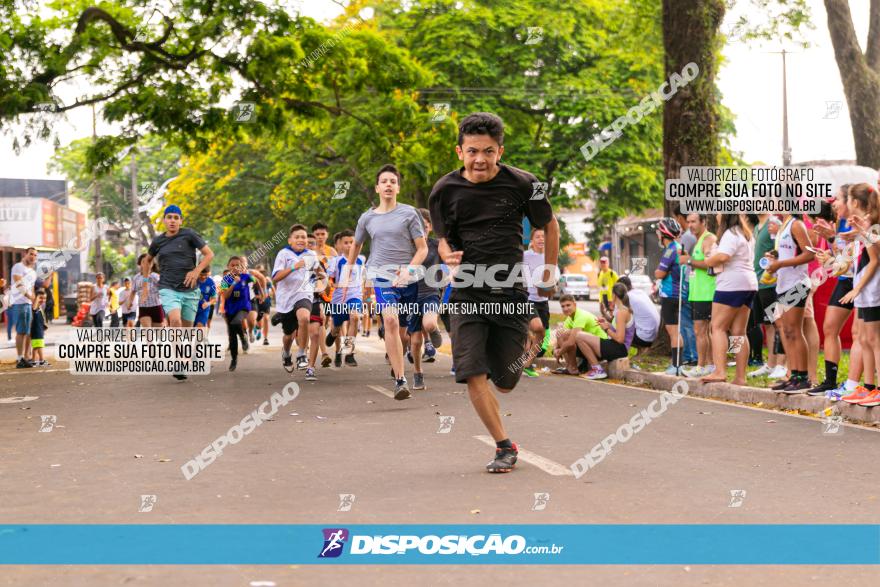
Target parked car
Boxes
[557,274,591,300]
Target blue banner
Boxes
[1,525,878,564]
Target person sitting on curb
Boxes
[553,294,607,375]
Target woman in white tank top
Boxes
[765,214,815,392]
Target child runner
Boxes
[89,273,109,328]
[219,256,267,371]
[194,267,217,332]
[344,164,428,399]
[133,254,164,327]
[429,112,559,473]
[523,227,550,377]
[118,277,138,328]
[327,229,365,367]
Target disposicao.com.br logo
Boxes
[317,528,564,558]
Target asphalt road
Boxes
[1,320,878,586]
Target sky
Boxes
[0,0,870,181]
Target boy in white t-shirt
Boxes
[272,224,319,375]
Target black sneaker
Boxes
[270,313,282,326]
[807,381,837,396]
[321,353,332,368]
[263,339,269,346]
[241,336,249,353]
[334,352,342,368]
[413,372,425,390]
[173,373,188,380]
[429,328,442,348]
[394,378,411,400]
[486,443,518,473]
[345,354,358,367]
[282,353,294,373]
[16,358,32,369]
[229,358,237,372]
[782,379,810,394]
[771,378,792,391]
[296,355,308,370]
[325,331,337,347]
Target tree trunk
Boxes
[662,0,724,218]
[825,0,880,169]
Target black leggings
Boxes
[225,310,247,359]
[747,295,763,363]
[92,311,105,328]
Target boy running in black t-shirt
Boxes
[429,112,559,473]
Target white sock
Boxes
[845,379,859,391]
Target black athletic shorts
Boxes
[660,297,680,326]
[256,299,271,321]
[631,333,653,349]
[691,300,712,321]
[858,306,880,322]
[828,279,854,311]
[600,338,629,362]
[310,296,323,324]
[756,287,777,325]
[531,300,550,330]
[777,284,808,309]
[278,298,312,335]
[450,287,530,390]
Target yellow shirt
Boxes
[597,269,618,302]
[108,287,120,312]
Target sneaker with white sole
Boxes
[826,385,846,402]
[585,366,607,380]
[749,364,771,377]
[768,365,788,379]
[305,367,317,381]
[342,337,355,356]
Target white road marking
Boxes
[0,396,40,403]
[367,385,394,399]
[3,368,67,375]
[474,435,574,476]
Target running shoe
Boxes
[664,365,681,376]
[305,367,317,381]
[364,331,370,337]
[229,358,237,372]
[684,360,698,367]
[173,373,188,380]
[325,331,337,347]
[255,328,261,341]
[263,338,269,346]
[35,360,50,367]
[807,382,837,396]
[486,443,518,474]
[682,365,706,378]
[344,354,358,367]
[248,329,255,343]
[585,366,608,380]
[241,336,249,353]
[768,365,788,379]
[450,366,456,376]
[342,337,355,356]
[749,364,772,377]
[406,349,414,364]
[522,367,539,378]
[771,378,792,391]
[843,386,873,404]
[748,358,764,367]
[295,355,308,370]
[413,372,425,390]
[423,342,437,362]
[270,313,282,326]
[321,353,332,368]
[429,329,442,348]
[856,389,880,407]
[825,385,845,402]
[727,361,736,367]
[781,379,810,394]
[394,377,411,400]
[334,352,342,368]
[15,358,32,369]
[282,353,294,373]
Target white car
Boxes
[557,274,591,300]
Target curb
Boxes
[535,357,879,426]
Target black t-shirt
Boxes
[429,164,553,290]
[416,237,442,297]
[31,307,47,339]
[148,228,207,291]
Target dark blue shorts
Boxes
[406,294,441,334]
[331,299,363,328]
[713,290,756,308]
[373,280,418,312]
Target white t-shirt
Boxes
[118,288,138,312]
[715,229,758,292]
[627,289,660,343]
[328,255,366,303]
[272,247,318,313]
[89,285,109,315]
[522,249,549,303]
[10,262,36,305]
